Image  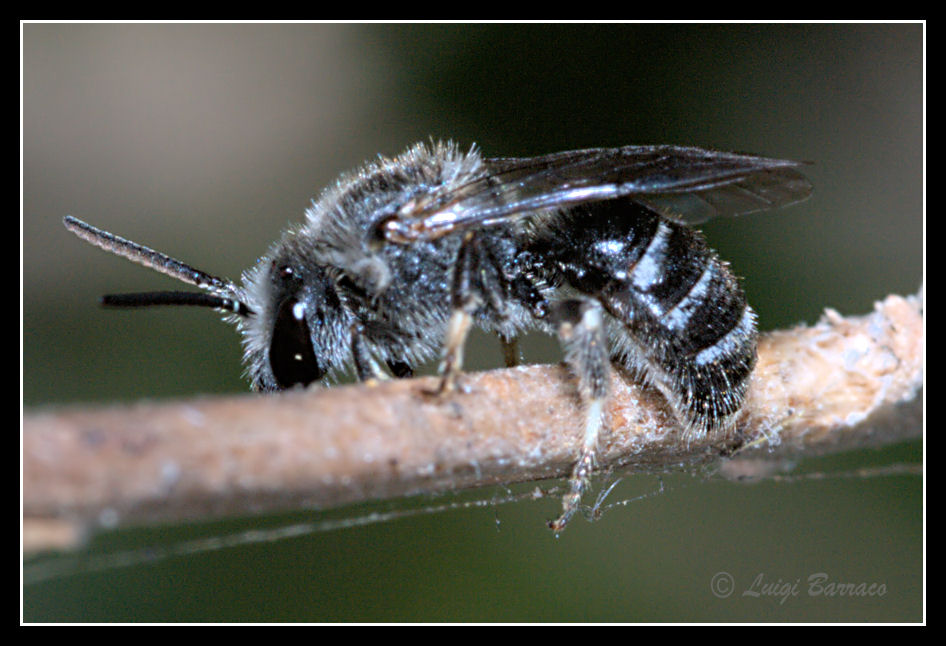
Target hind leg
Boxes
[548,298,611,532]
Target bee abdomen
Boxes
[536,199,758,433]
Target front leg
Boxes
[350,323,389,382]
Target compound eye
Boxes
[269,296,324,389]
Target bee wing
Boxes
[382,145,811,242]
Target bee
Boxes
[63,141,811,531]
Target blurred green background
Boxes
[23,23,922,622]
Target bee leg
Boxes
[547,299,611,533]
[500,335,520,367]
[350,323,388,382]
[433,233,481,395]
[434,309,474,394]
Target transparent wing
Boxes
[382,145,812,242]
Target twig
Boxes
[23,292,923,553]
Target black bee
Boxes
[63,141,811,531]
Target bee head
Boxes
[239,237,353,392]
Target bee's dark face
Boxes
[240,242,351,392]
[266,263,327,389]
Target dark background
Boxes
[23,23,922,622]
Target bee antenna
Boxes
[63,216,243,301]
[101,291,251,317]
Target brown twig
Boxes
[23,292,923,553]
